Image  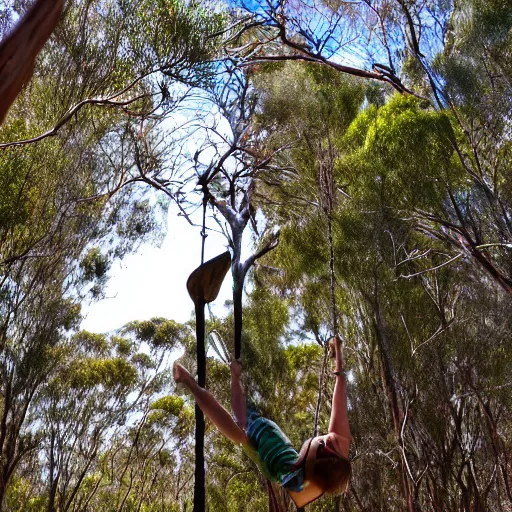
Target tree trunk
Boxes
[371,294,421,512]
[48,429,58,512]
[0,0,64,124]
[233,277,243,361]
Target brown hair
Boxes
[310,456,352,494]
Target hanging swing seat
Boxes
[187,251,231,304]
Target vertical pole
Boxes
[193,299,206,512]
[194,186,208,512]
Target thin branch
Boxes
[475,243,512,250]
[0,94,149,149]
[243,231,280,273]
[0,61,188,149]
[399,253,462,279]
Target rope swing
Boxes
[182,155,344,511]
[313,143,341,438]
[318,141,340,341]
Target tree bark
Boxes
[0,0,64,124]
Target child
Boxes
[173,336,352,508]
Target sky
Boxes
[80,205,234,334]
[80,98,237,335]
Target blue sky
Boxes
[81,204,233,333]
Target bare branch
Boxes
[243,231,280,273]
[399,253,463,279]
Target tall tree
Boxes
[248,58,512,512]
[0,0,223,507]
[227,0,512,294]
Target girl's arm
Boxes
[174,363,248,445]
[328,338,352,443]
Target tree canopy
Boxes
[0,0,511,511]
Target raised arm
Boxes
[328,337,352,444]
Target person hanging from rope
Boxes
[173,335,352,508]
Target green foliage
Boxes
[255,61,364,137]
[341,94,461,211]
[0,0,225,508]
[246,46,512,510]
[5,475,47,512]
[66,357,138,389]
[71,330,109,354]
[286,343,322,376]
[131,352,157,370]
[150,395,185,416]
[123,317,191,348]
[51,298,82,332]
[243,286,289,343]
[115,200,166,247]
[112,335,134,356]
[0,147,29,230]
[123,0,225,85]
[1,1,512,510]
[80,247,110,282]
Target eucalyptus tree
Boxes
[79,318,196,512]
[227,0,512,294]
[249,59,512,512]
[0,0,224,507]
[7,318,195,511]
[38,331,140,512]
[193,65,282,360]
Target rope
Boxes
[200,185,208,265]
[327,214,339,339]
[313,145,341,441]
[318,141,340,341]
